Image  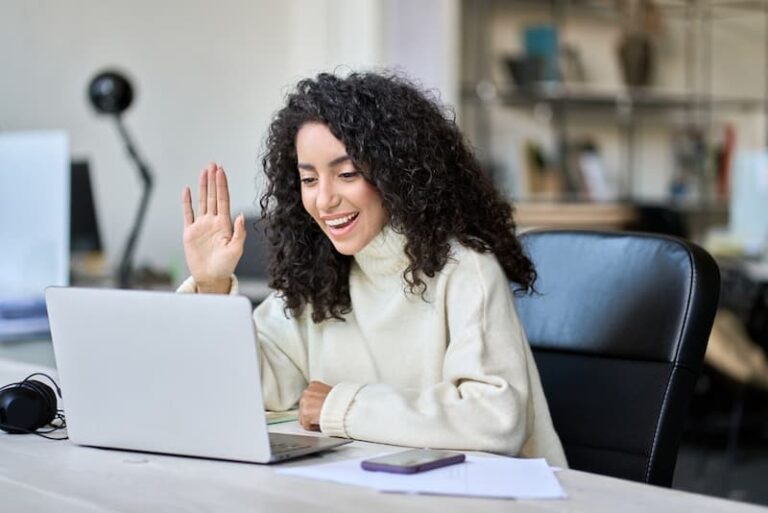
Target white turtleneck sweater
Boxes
[179,228,567,466]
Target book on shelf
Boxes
[523,142,564,200]
[716,124,736,199]
[519,139,618,202]
[669,123,735,206]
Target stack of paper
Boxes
[266,410,299,425]
[0,297,50,341]
[277,454,566,500]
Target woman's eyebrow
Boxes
[297,155,351,170]
[328,155,351,167]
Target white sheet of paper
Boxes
[277,454,566,500]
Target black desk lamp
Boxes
[87,70,154,289]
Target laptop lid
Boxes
[45,287,273,463]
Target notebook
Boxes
[44,287,350,463]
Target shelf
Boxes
[493,0,768,18]
[513,199,729,233]
[463,83,767,113]
[654,197,731,214]
[515,201,638,230]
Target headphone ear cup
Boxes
[0,381,57,433]
[24,380,57,427]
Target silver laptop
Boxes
[44,287,351,463]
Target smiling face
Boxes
[296,122,387,255]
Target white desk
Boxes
[1,359,765,513]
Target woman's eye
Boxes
[339,171,360,180]
[300,177,317,185]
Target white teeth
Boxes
[325,213,358,227]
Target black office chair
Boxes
[234,217,270,280]
[516,230,720,487]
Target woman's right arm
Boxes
[181,162,246,294]
[253,295,310,412]
[180,163,308,409]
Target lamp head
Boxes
[88,70,133,115]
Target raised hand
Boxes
[182,163,246,294]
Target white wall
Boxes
[0,0,460,281]
[1,0,294,279]
[384,0,460,109]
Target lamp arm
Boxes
[114,116,154,288]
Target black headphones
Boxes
[0,373,66,439]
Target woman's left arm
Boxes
[318,251,537,456]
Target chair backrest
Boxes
[516,230,720,486]
[234,217,269,279]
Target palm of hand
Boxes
[181,163,246,292]
[183,213,241,282]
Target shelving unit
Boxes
[460,0,768,234]
[481,84,765,112]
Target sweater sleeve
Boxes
[319,251,535,456]
[252,294,310,412]
[176,275,240,295]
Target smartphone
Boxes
[361,449,466,474]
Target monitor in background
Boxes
[0,131,68,339]
[70,160,102,253]
[0,131,70,299]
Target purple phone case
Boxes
[361,452,466,474]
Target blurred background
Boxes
[1,0,768,506]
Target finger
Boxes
[216,166,231,219]
[182,187,194,226]
[198,169,208,215]
[207,164,218,215]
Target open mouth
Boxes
[325,212,359,230]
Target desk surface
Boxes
[1,358,765,513]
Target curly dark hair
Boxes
[259,71,535,323]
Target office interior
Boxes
[1,0,768,508]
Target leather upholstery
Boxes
[516,230,720,486]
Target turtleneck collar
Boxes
[353,225,410,278]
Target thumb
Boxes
[232,213,247,244]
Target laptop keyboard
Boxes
[270,441,308,452]
[269,433,318,454]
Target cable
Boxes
[0,423,68,440]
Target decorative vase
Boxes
[618,32,654,88]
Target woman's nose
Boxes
[316,178,340,211]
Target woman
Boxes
[179,72,567,466]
